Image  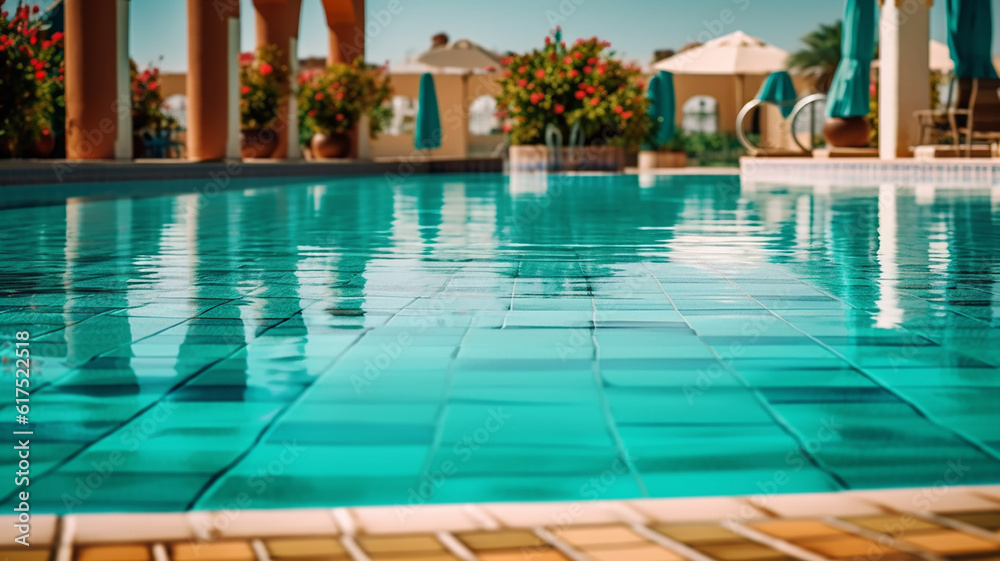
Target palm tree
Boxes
[788,21,842,93]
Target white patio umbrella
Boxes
[654,31,789,131]
[654,31,789,76]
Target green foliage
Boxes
[787,21,842,93]
[297,59,392,137]
[495,28,651,149]
[130,60,175,133]
[0,1,64,156]
[240,45,287,130]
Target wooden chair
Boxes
[948,78,1000,156]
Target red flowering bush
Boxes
[297,59,391,136]
[496,28,650,148]
[131,60,175,132]
[240,45,287,130]
[0,0,64,156]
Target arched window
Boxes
[682,96,718,133]
[469,95,500,135]
[383,95,417,136]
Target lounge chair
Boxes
[947,77,1000,156]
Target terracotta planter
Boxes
[823,117,871,148]
[132,133,146,159]
[509,145,625,172]
[638,150,687,169]
[26,131,56,158]
[240,128,279,159]
[310,132,352,159]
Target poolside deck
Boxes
[6,485,1000,561]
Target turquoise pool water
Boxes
[1,173,999,514]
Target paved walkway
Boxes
[5,485,1000,561]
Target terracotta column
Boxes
[187,0,240,161]
[254,0,302,159]
[64,0,122,160]
[324,0,366,65]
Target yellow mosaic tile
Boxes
[456,529,548,550]
[357,534,446,554]
[841,515,941,534]
[266,537,346,558]
[76,545,151,561]
[0,548,50,561]
[653,523,742,544]
[697,542,788,561]
[171,541,256,561]
[750,520,842,539]
[584,544,683,561]
[796,535,897,558]
[900,531,1000,555]
[553,525,646,547]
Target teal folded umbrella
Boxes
[415,73,442,150]
[947,0,999,79]
[643,70,676,150]
[757,71,797,118]
[826,0,876,118]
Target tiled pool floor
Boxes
[0,173,999,513]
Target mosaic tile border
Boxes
[739,157,1000,187]
[4,485,999,561]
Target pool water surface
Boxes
[1,173,999,513]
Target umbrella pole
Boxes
[462,72,470,158]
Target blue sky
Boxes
[108,0,1000,71]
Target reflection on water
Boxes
[0,173,998,512]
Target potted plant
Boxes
[130,60,177,158]
[239,45,287,159]
[297,59,392,159]
[639,129,688,169]
[496,28,650,172]
[0,2,65,158]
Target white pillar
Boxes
[225,16,241,159]
[113,0,131,159]
[286,37,301,160]
[878,0,931,159]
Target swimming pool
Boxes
[1,173,998,514]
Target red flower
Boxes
[259,63,273,76]
[563,57,573,65]
[502,123,512,133]
[51,31,63,42]
[530,92,543,104]
[501,56,513,65]
[545,36,551,46]
[29,35,35,44]
[573,52,583,60]
[535,69,545,79]
[308,109,317,117]
[517,79,527,87]
[34,70,45,80]
[32,5,38,13]
[241,85,251,94]
[336,92,344,100]
[587,57,598,65]
[621,110,632,119]
[584,65,592,73]
[586,86,596,94]
[518,65,527,73]
[503,69,511,78]
[554,104,565,114]
[336,113,345,121]
[569,69,579,77]
[485,65,496,72]
[614,106,623,114]
[590,97,599,106]
[41,128,49,135]
[314,92,324,100]
[574,90,586,100]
